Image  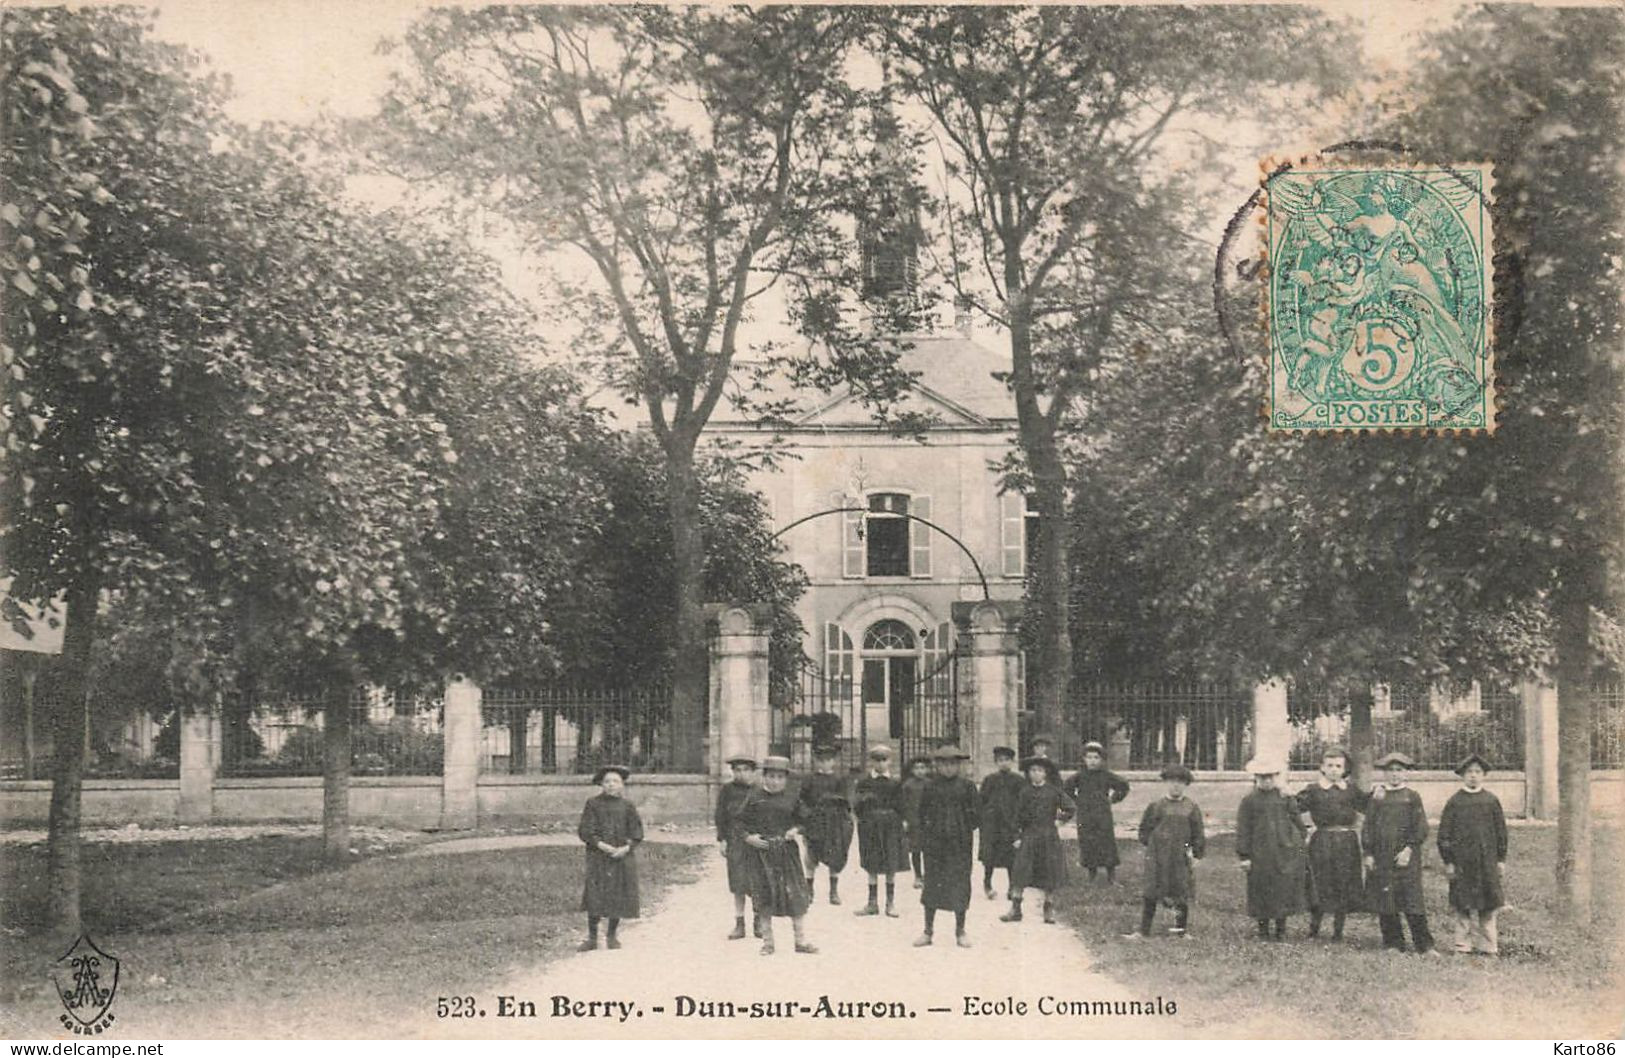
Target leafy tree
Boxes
[878,6,1355,745]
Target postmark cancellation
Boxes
[1264,161,1495,434]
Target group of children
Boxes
[576,740,1510,958]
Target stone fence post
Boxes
[441,677,481,830]
[953,600,1023,778]
[707,603,773,776]
[1521,679,1559,820]
[178,708,219,824]
[1251,678,1290,769]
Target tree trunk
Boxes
[664,438,708,772]
[1026,438,1073,750]
[46,573,100,936]
[322,682,352,862]
[1348,684,1375,792]
[1554,590,1593,921]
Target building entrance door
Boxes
[861,619,919,743]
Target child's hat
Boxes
[992,745,1016,760]
[907,755,934,771]
[867,744,893,761]
[1319,744,1351,761]
[760,755,792,774]
[812,744,840,760]
[1020,755,1060,781]
[1374,751,1414,769]
[592,764,630,784]
[1159,762,1194,783]
[1244,758,1283,776]
[725,754,757,767]
[933,744,971,761]
[1082,740,1106,756]
[1453,752,1492,776]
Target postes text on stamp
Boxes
[1265,162,1494,433]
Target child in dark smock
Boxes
[852,744,907,918]
[1127,763,1204,938]
[1294,745,1369,941]
[1064,740,1130,882]
[977,746,1024,900]
[577,765,642,951]
[901,756,933,889]
[799,745,854,905]
[914,745,980,948]
[1363,752,1436,954]
[715,754,759,940]
[1236,759,1308,940]
[1003,755,1075,925]
[740,755,817,955]
[1438,753,1507,955]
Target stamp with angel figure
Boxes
[1264,162,1494,433]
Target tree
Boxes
[373,6,889,769]
[879,7,1354,745]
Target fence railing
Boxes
[1057,683,1253,770]
[1595,682,1624,768]
[1287,681,1525,770]
[480,684,676,775]
[220,687,444,777]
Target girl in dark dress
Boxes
[1294,745,1369,940]
[798,745,854,905]
[914,746,980,948]
[852,744,907,917]
[740,755,817,955]
[1003,756,1076,924]
[1438,753,1507,955]
[1126,763,1205,938]
[901,756,933,889]
[1363,752,1436,954]
[1064,741,1130,881]
[1236,760,1308,940]
[577,765,642,951]
[715,754,759,940]
[978,746,1024,900]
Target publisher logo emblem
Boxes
[53,933,119,1034]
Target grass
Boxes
[1053,826,1624,1039]
[0,836,704,1038]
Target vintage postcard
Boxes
[1,0,1620,1048]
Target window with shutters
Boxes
[1001,492,1041,577]
[865,493,910,576]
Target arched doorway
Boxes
[861,619,917,741]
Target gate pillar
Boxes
[708,603,773,777]
[953,600,1023,779]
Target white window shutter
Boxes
[1001,492,1025,577]
[910,494,932,577]
[838,492,864,578]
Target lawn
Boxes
[1054,826,1624,1039]
[1,836,704,1039]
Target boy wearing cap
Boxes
[578,765,643,951]
[716,755,759,940]
[914,745,980,948]
[978,746,1024,900]
[852,745,908,917]
[1127,763,1205,938]
[799,745,854,905]
[1295,745,1369,941]
[1064,741,1130,883]
[740,756,818,955]
[901,756,934,889]
[1437,753,1507,955]
[1236,759,1309,941]
[1363,752,1436,954]
[1003,755,1076,925]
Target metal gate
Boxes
[773,653,960,773]
[901,652,960,766]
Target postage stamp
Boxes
[1264,161,1495,433]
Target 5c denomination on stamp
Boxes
[1264,160,1495,433]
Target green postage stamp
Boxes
[1265,162,1494,433]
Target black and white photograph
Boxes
[1,0,1621,1044]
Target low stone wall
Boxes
[0,779,182,826]
[478,774,716,827]
[213,776,443,827]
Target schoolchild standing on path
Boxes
[852,744,908,918]
[977,746,1023,900]
[740,756,818,955]
[1002,755,1075,925]
[1294,745,1369,941]
[1236,759,1309,941]
[1363,752,1437,955]
[799,744,854,905]
[1064,740,1130,883]
[901,756,933,889]
[577,764,642,952]
[716,754,760,940]
[1438,753,1508,955]
[914,745,980,948]
[1126,763,1204,938]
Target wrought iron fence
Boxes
[1059,683,1252,770]
[1287,681,1524,770]
[772,660,860,773]
[220,686,444,777]
[1595,682,1624,768]
[480,683,677,774]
